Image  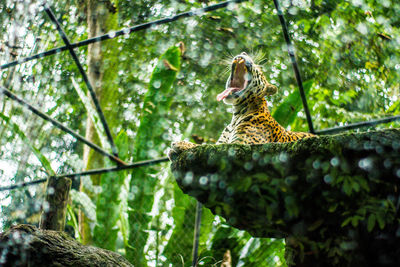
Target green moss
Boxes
[171,128,400,266]
[0,224,133,267]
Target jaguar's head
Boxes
[217,52,277,105]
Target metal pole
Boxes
[192,201,203,267]
[44,5,119,159]
[0,87,126,165]
[273,0,315,134]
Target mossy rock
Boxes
[0,224,133,267]
[170,128,400,266]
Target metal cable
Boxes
[0,0,248,192]
[44,5,120,159]
[0,178,48,192]
[316,115,400,135]
[1,0,399,193]
[0,87,126,165]
[0,157,169,192]
[273,0,315,133]
[0,0,247,70]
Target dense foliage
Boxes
[1,0,399,266]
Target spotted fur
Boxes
[169,52,315,157]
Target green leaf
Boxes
[163,181,196,265]
[351,216,361,227]
[127,44,181,264]
[367,214,376,232]
[71,77,109,150]
[66,204,81,242]
[70,189,96,221]
[93,130,129,250]
[0,112,55,176]
[243,238,286,266]
[308,219,324,232]
[358,178,370,192]
[352,181,360,192]
[272,80,314,128]
[132,45,181,160]
[284,195,299,217]
[343,179,352,195]
[376,213,385,230]
[341,217,352,227]
[387,100,400,113]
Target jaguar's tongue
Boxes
[216,87,241,101]
[217,58,248,101]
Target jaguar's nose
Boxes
[233,57,245,65]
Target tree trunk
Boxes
[79,0,119,246]
[40,177,72,231]
[0,224,133,267]
[79,0,109,244]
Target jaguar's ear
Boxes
[265,83,278,95]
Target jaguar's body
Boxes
[216,97,313,144]
[169,52,315,156]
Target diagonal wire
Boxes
[273,0,315,134]
[0,0,248,71]
[0,1,396,135]
[54,157,169,178]
[43,4,120,159]
[0,86,126,165]
[0,0,394,133]
[0,0,396,191]
[0,178,48,192]
[0,157,169,192]
[316,115,400,135]
[0,0,249,192]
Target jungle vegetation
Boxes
[0,0,399,266]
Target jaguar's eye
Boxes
[231,63,236,76]
[245,61,252,71]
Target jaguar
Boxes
[168,52,315,158]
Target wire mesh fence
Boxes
[0,169,287,266]
[1,0,285,266]
[1,0,400,266]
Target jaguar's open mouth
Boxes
[217,57,251,102]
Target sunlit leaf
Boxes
[0,113,55,176]
[272,80,313,128]
[367,214,376,232]
[127,44,181,264]
[71,77,109,150]
[93,130,129,250]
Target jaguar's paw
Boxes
[167,141,199,161]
